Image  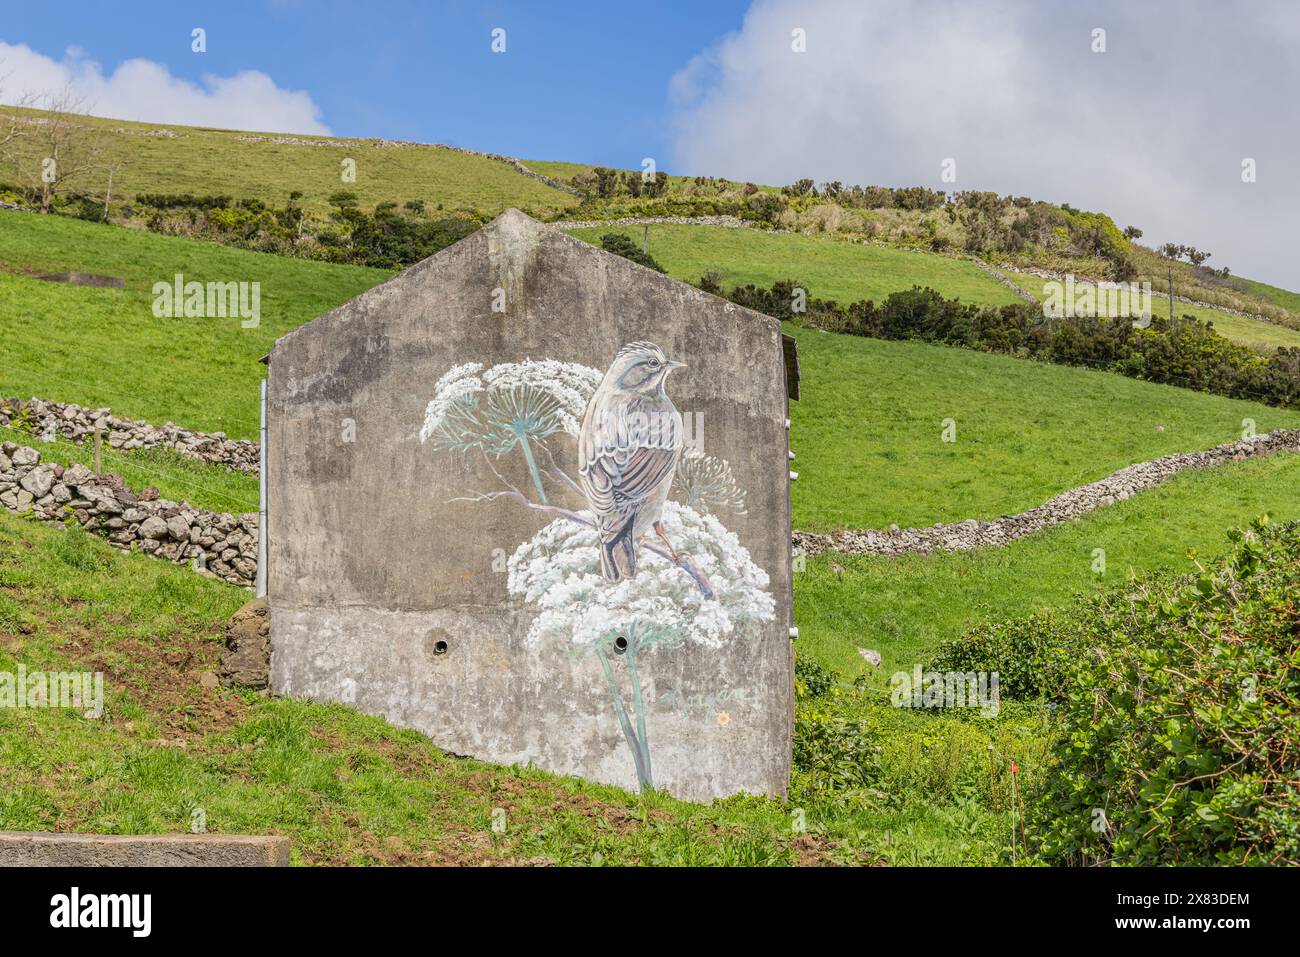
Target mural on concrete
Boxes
[419,342,774,791]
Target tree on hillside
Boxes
[1123,225,1142,240]
[12,88,112,214]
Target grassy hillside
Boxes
[788,325,1300,531]
[0,106,577,218]
[0,509,858,865]
[4,212,1298,529]
[0,210,388,438]
[1238,276,1300,320]
[4,209,1300,867]
[567,224,1026,308]
[797,452,1300,675]
[1001,268,1300,352]
[0,505,1062,866]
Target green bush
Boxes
[708,280,1300,411]
[929,613,1071,700]
[792,707,883,800]
[599,232,666,273]
[937,518,1300,864]
[795,652,836,699]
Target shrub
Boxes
[795,653,836,699]
[704,280,1300,411]
[935,518,1300,864]
[599,232,665,273]
[929,612,1072,700]
[792,708,883,799]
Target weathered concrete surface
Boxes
[268,209,793,801]
[0,832,290,867]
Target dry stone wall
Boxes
[0,441,258,588]
[795,429,1300,558]
[0,398,259,475]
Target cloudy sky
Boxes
[2,0,1296,287]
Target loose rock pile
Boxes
[0,442,258,588]
[218,597,271,689]
[0,398,259,475]
[795,429,1300,557]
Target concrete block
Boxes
[0,832,291,867]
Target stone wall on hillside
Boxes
[1002,263,1291,329]
[0,442,257,588]
[0,398,259,475]
[794,429,1300,558]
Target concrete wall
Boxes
[267,209,793,801]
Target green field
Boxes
[0,107,577,218]
[796,452,1300,675]
[4,211,1298,531]
[1238,275,1300,322]
[567,223,1026,308]
[0,210,388,438]
[4,209,1300,865]
[787,325,1300,532]
[0,505,1058,865]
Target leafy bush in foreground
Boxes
[935,518,1300,864]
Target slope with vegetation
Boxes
[3,110,1300,865]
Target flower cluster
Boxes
[419,359,602,452]
[507,500,775,654]
[673,447,748,515]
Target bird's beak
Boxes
[665,358,687,370]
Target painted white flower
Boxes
[419,363,484,445]
[674,447,748,515]
[420,358,603,503]
[507,500,775,654]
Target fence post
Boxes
[256,378,268,598]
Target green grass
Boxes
[5,212,1297,536]
[787,325,1300,532]
[0,505,1049,866]
[1238,276,1300,322]
[566,223,1026,308]
[0,422,257,515]
[795,452,1300,676]
[6,209,1300,865]
[1002,268,1300,351]
[0,107,577,218]
[0,210,389,439]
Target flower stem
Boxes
[626,637,653,789]
[517,432,548,505]
[597,648,649,790]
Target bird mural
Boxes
[578,341,686,582]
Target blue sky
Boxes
[0,0,750,168]
[2,0,1297,288]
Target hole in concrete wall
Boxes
[433,640,449,656]
[613,636,628,655]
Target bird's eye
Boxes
[648,358,660,367]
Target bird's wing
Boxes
[580,393,680,531]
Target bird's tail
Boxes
[599,521,637,582]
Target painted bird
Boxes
[578,341,686,582]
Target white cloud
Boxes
[669,0,1300,289]
[0,41,329,135]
